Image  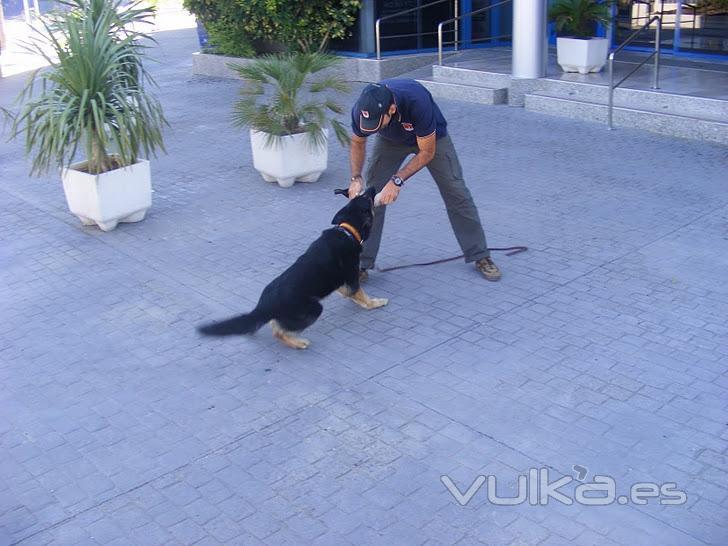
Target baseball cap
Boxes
[355,83,394,133]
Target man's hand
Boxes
[347,177,363,199]
[378,180,400,206]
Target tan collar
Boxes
[337,222,362,245]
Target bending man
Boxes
[348,79,501,282]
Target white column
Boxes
[512,0,547,79]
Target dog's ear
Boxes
[331,201,351,225]
[333,188,350,198]
[331,207,348,225]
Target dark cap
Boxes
[355,83,394,133]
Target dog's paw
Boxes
[367,297,389,309]
[336,286,352,297]
[292,337,311,350]
[280,336,310,350]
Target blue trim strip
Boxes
[335,42,726,61]
[461,0,472,46]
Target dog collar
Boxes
[337,222,362,245]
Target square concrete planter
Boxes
[556,37,608,74]
[61,158,152,231]
[250,130,328,188]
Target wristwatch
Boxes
[390,175,404,187]
[351,175,363,183]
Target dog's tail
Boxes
[197,309,268,337]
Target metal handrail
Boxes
[376,0,457,60]
[437,0,512,65]
[608,15,662,129]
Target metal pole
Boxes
[454,0,459,52]
[608,54,614,129]
[22,0,32,25]
[375,19,381,60]
[438,22,443,65]
[512,0,546,79]
[653,16,661,89]
[674,1,682,53]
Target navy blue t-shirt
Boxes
[351,79,448,146]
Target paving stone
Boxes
[2,17,727,546]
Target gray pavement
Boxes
[2,26,728,546]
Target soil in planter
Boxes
[74,156,129,175]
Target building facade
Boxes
[332,0,728,59]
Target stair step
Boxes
[416,78,508,105]
[533,79,728,122]
[432,65,512,89]
[524,93,728,145]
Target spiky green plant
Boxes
[230,53,351,151]
[549,0,612,38]
[5,0,166,175]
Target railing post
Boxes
[454,0,459,52]
[608,53,615,130]
[376,19,381,60]
[653,16,661,89]
[438,22,443,65]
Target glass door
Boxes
[678,3,728,54]
[376,0,456,52]
[468,0,513,47]
[615,0,675,49]
[614,0,728,55]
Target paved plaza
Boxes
[1,24,728,546]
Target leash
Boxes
[376,246,528,273]
[332,188,527,273]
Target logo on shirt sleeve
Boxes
[401,122,414,131]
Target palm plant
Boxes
[6,0,166,175]
[549,0,612,38]
[230,53,351,151]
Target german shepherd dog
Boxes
[197,187,388,349]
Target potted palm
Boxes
[549,0,612,74]
[6,0,166,231]
[231,53,350,188]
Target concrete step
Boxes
[432,65,512,88]
[524,93,728,146]
[416,77,508,105]
[533,78,728,122]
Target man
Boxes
[347,79,501,281]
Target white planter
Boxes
[250,129,328,188]
[556,37,609,75]
[61,158,152,232]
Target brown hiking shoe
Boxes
[475,257,501,281]
[359,268,369,283]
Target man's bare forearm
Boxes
[393,133,436,182]
[350,136,367,178]
[395,149,434,181]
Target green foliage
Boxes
[5,0,166,175]
[231,53,351,150]
[183,0,362,54]
[205,20,255,58]
[549,0,612,38]
[182,0,223,25]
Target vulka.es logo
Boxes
[441,466,687,507]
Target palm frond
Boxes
[231,52,349,151]
[548,0,612,37]
[309,75,350,94]
[8,0,166,175]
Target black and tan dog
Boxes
[197,187,388,349]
